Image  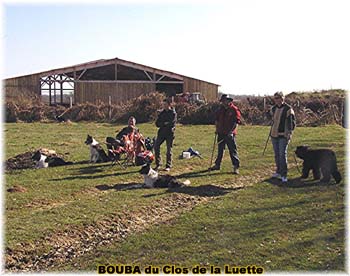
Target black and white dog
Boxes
[85,134,110,163]
[140,163,190,188]
[32,150,72,168]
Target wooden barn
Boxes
[4,57,219,105]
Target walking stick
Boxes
[58,105,73,117]
[288,135,301,174]
[262,124,273,156]
[209,133,217,169]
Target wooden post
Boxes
[263,97,266,110]
[60,75,63,104]
[69,96,73,108]
[53,75,57,104]
[109,96,112,120]
[49,80,52,105]
[73,70,77,104]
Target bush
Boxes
[4,90,346,127]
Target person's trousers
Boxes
[271,137,289,177]
[215,133,240,169]
[154,133,174,168]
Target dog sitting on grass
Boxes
[140,163,190,188]
[84,134,110,163]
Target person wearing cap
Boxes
[209,94,241,174]
[154,98,177,171]
[266,92,296,183]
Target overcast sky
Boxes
[2,0,350,95]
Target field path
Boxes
[6,167,275,272]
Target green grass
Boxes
[4,122,346,272]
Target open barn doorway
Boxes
[156,83,183,97]
[40,74,74,106]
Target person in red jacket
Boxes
[209,94,241,174]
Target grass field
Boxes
[4,122,346,272]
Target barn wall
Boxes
[183,77,218,101]
[75,82,156,104]
[4,74,41,99]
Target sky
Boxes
[1,0,350,95]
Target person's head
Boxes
[273,92,285,106]
[163,98,173,109]
[219,94,233,107]
[128,116,136,127]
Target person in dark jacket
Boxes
[154,98,177,171]
[209,94,241,174]
[266,92,296,183]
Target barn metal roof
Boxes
[5,57,220,86]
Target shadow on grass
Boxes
[167,184,244,197]
[174,169,233,179]
[264,177,337,188]
[95,181,242,198]
[50,169,137,181]
[96,182,143,191]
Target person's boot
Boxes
[208,165,220,171]
[233,167,239,175]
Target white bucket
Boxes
[182,152,191,159]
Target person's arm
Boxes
[233,105,241,125]
[265,106,273,120]
[286,107,296,140]
[286,108,296,131]
[116,127,128,140]
[155,112,165,128]
[169,109,177,127]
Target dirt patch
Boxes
[5,149,65,172]
[7,185,27,193]
[5,151,36,171]
[5,193,208,272]
[5,167,277,272]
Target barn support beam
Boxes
[144,70,153,81]
[77,69,87,80]
[60,75,63,104]
[115,61,118,80]
[49,77,52,105]
[76,80,184,84]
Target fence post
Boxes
[263,97,266,110]
[69,96,73,108]
[109,96,112,120]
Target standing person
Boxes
[209,94,241,174]
[154,98,177,172]
[267,92,296,183]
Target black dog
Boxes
[55,115,66,123]
[295,145,342,183]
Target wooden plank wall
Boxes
[75,82,156,105]
[4,74,41,99]
[183,77,218,101]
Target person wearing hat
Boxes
[209,94,241,174]
[154,98,177,171]
[266,92,296,183]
